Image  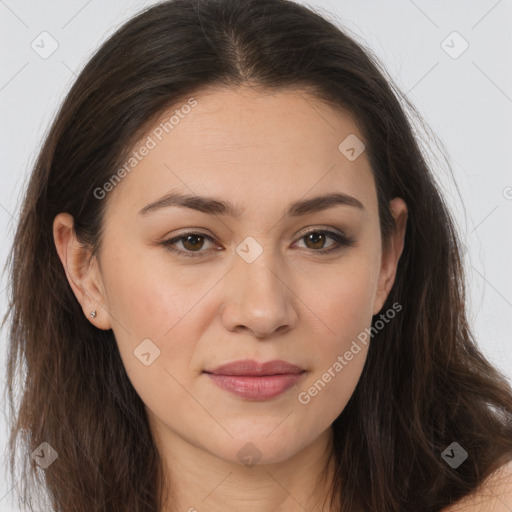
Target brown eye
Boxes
[294,229,355,255]
[161,232,217,257]
[303,231,329,250]
[181,234,206,251]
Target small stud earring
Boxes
[90,310,97,318]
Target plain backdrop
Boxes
[0,0,511,509]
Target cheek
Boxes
[99,250,210,395]
[300,252,379,345]
[293,255,377,415]
[101,241,219,338]
[295,343,368,435]
[295,292,371,428]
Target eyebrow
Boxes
[138,191,365,217]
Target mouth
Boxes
[203,359,306,400]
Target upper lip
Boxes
[204,359,305,376]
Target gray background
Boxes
[1,0,511,509]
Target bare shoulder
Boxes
[441,459,512,512]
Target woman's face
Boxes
[55,85,407,466]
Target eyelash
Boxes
[160,228,355,258]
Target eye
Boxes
[160,228,354,258]
[293,228,355,254]
[161,232,218,258]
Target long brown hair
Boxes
[3,0,512,510]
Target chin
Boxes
[208,431,308,467]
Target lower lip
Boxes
[205,373,305,400]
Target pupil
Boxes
[307,232,325,249]
[184,235,203,251]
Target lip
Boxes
[203,359,306,400]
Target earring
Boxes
[90,310,97,318]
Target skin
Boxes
[443,459,512,512]
[53,85,408,512]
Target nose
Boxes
[220,248,299,339]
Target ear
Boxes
[372,197,408,315]
[53,213,111,330]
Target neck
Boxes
[154,424,337,512]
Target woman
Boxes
[4,0,512,510]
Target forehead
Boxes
[105,85,376,218]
